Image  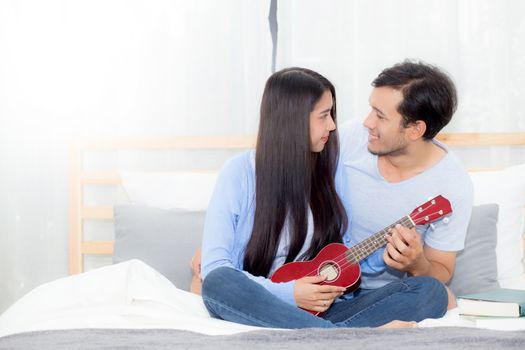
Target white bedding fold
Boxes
[0,260,259,337]
[3,260,524,337]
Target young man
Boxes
[339,61,472,303]
[191,60,472,310]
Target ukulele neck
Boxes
[346,216,415,263]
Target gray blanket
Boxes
[1,327,524,350]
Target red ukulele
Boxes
[270,195,452,315]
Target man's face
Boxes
[363,87,410,156]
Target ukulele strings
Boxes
[316,209,444,284]
[319,208,446,283]
[322,205,446,278]
[296,206,445,283]
[317,217,413,282]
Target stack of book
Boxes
[457,288,525,330]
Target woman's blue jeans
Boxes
[202,266,448,328]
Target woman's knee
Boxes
[201,267,243,318]
[406,276,448,316]
[202,266,238,297]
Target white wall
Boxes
[277,0,525,134]
[0,0,272,313]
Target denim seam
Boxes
[203,296,276,328]
[340,287,402,326]
[329,280,411,323]
[338,279,448,326]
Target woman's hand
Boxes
[190,248,202,280]
[293,275,346,313]
[190,248,203,295]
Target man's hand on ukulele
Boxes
[293,275,345,313]
[383,224,426,274]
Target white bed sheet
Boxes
[1,260,524,338]
[0,260,259,337]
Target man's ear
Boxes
[408,120,426,140]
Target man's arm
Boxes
[383,224,456,283]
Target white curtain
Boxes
[0,0,272,313]
[2,0,525,314]
[276,0,525,133]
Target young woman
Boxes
[200,67,447,329]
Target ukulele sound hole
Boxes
[319,262,339,281]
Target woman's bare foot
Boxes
[378,320,418,329]
[446,286,457,310]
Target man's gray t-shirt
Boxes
[339,120,473,289]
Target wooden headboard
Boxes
[68,132,525,275]
[68,136,255,274]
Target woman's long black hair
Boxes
[243,67,348,277]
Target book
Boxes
[457,288,525,317]
[459,315,525,331]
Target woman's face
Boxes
[309,90,336,152]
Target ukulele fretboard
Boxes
[345,216,415,263]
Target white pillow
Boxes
[120,171,218,211]
[469,163,525,283]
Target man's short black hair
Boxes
[372,60,457,139]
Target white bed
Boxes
[0,132,525,347]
